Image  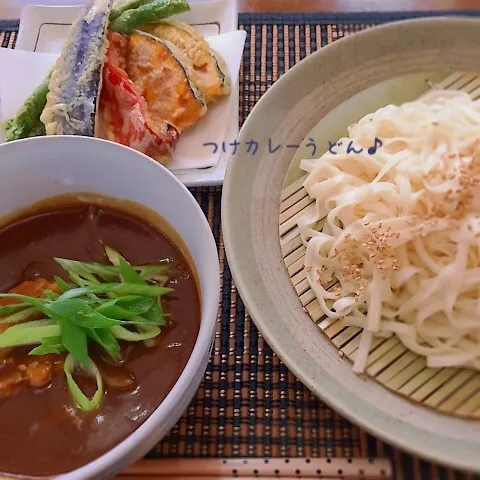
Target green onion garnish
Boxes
[64,354,104,412]
[0,247,172,411]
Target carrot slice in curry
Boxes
[0,279,59,338]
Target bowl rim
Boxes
[222,16,480,474]
[0,136,220,479]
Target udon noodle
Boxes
[297,90,480,373]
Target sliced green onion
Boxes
[138,324,159,347]
[30,336,66,355]
[45,298,121,329]
[58,316,91,370]
[44,297,159,328]
[111,325,160,341]
[0,245,172,411]
[105,246,121,267]
[58,283,172,300]
[54,256,169,284]
[134,264,169,286]
[0,294,47,310]
[119,257,145,285]
[105,246,146,285]
[55,258,117,282]
[0,302,32,316]
[54,276,72,293]
[141,301,167,326]
[86,327,122,361]
[136,264,169,282]
[95,295,155,319]
[64,354,103,412]
[43,290,60,300]
[0,306,39,324]
[6,318,56,330]
[69,272,91,287]
[0,322,60,347]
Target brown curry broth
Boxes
[0,200,200,477]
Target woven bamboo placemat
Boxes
[1,10,480,480]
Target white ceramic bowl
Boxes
[0,136,219,479]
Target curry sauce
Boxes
[0,202,200,477]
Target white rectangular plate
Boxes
[15,0,239,187]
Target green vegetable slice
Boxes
[110,0,155,20]
[0,246,172,411]
[95,295,156,319]
[30,336,66,355]
[45,298,120,329]
[105,245,121,268]
[55,276,73,292]
[0,306,39,325]
[4,70,52,141]
[106,246,145,285]
[54,257,169,285]
[86,327,122,360]
[43,290,60,300]
[141,302,167,326]
[119,257,146,285]
[6,319,56,330]
[0,322,60,348]
[58,316,91,370]
[0,303,32,316]
[58,283,172,300]
[111,325,160,341]
[55,258,110,283]
[109,0,190,34]
[27,120,46,138]
[0,294,47,310]
[64,354,103,412]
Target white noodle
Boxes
[298,90,480,373]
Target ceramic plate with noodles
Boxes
[224,19,480,470]
[297,89,480,376]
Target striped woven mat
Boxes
[1,10,480,480]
